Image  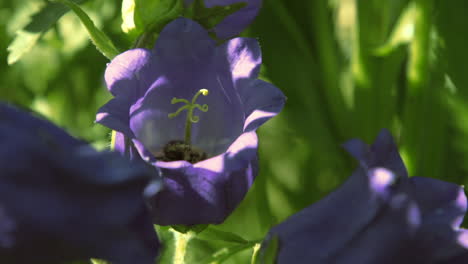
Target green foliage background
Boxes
[2,0,468,263]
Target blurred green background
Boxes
[2,0,468,262]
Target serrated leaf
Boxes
[7,0,87,65]
[52,0,120,59]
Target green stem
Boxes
[250,243,261,264]
[110,130,116,151]
[173,230,194,264]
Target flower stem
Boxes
[250,243,261,264]
[173,230,194,264]
[110,130,116,151]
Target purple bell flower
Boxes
[184,0,262,39]
[268,129,468,264]
[96,18,285,226]
[0,103,160,264]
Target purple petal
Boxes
[270,166,421,263]
[149,159,257,225]
[410,177,467,228]
[105,48,152,97]
[96,18,284,227]
[153,18,216,74]
[130,19,245,156]
[149,131,258,225]
[240,79,286,132]
[269,130,468,264]
[96,97,134,137]
[0,103,159,264]
[343,129,408,178]
[270,167,386,262]
[217,37,262,83]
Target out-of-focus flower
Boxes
[267,129,468,264]
[96,18,285,225]
[185,0,262,39]
[0,103,160,264]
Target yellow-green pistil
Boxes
[168,89,209,145]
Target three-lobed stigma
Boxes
[168,89,209,145]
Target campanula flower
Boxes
[96,18,285,225]
[185,0,262,39]
[266,129,468,264]
[0,103,160,264]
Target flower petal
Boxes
[0,103,160,264]
[96,97,134,137]
[343,129,408,178]
[217,37,262,83]
[129,20,246,156]
[240,79,286,132]
[269,130,468,264]
[153,18,216,74]
[105,48,152,97]
[409,176,467,228]
[149,131,258,225]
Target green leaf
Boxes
[121,0,137,34]
[52,0,120,59]
[7,0,87,65]
[197,227,249,244]
[199,243,255,264]
[156,225,260,264]
[373,2,416,56]
[256,236,278,264]
[123,0,183,48]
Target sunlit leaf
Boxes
[52,0,120,59]
[374,2,415,56]
[197,228,249,244]
[7,0,87,64]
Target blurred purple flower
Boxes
[0,103,160,264]
[96,18,285,225]
[185,0,262,39]
[268,129,468,264]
